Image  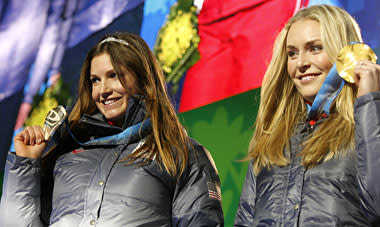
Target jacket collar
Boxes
[80,96,146,129]
[70,96,151,146]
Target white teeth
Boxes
[300,75,314,81]
[103,99,116,105]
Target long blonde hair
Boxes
[249,5,363,175]
[66,33,189,177]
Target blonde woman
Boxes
[0,33,224,226]
[235,5,380,226]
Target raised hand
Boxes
[354,60,380,97]
[14,126,47,159]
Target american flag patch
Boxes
[207,181,221,201]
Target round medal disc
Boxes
[336,43,377,83]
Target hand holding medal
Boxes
[13,105,67,159]
[336,43,380,97]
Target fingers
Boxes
[14,126,47,159]
[354,60,380,97]
[17,126,45,146]
[355,61,376,77]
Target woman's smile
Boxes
[90,53,135,126]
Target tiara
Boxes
[99,37,129,46]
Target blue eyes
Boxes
[311,45,322,52]
[287,45,323,58]
[288,51,296,57]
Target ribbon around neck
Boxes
[306,64,344,121]
[66,117,152,146]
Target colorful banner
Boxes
[179,0,309,112]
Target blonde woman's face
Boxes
[90,53,135,126]
[286,19,333,103]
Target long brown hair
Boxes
[249,5,363,175]
[62,33,189,177]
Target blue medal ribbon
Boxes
[306,64,345,121]
[67,118,152,146]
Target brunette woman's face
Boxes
[286,19,333,103]
[90,53,135,126]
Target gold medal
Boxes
[336,43,377,83]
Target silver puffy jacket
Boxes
[0,99,224,226]
[235,92,380,226]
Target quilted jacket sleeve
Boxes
[354,92,380,225]
[0,152,45,227]
[234,161,256,227]
[172,143,224,226]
